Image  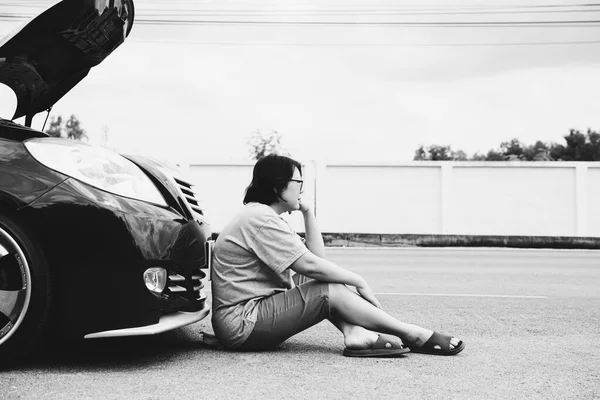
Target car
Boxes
[0,0,212,366]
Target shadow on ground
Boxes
[6,325,215,372]
[5,321,341,372]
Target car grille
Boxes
[167,267,206,298]
[174,177,204,217]
[160,240,211,314]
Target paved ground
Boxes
[1,248,599,399]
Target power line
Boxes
[8,2,600,10]
[130,38,600,47]
[2,14,600,27]
[131,19,600,26]
[2,3,600,28]
[133,5,600,14]
[103,9,600,17]
[2,2,600,12]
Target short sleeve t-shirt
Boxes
[210,202,309,349]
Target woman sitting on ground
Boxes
[210,154,464,357]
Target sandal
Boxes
[407,332,465,356]
[343,335,410,358]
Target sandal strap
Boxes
[421,332,452,351]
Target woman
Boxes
[210,154,464,357]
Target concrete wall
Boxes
[180,161,600,237]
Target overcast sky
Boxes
[1,0,600,163]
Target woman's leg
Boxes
[238,280,331,351]
[328,283,460,349]
[293,273,383,349]
[291,274,458,350]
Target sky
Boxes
[1,0,600,164]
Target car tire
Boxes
[0,212,52,367]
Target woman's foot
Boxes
[343,325,380,350]
[341,324,463,351]
[406,328,461,350]
[342,326,409,358]
[405,330,465,355]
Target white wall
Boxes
[317,164,442,234]
[587,166,600,236]
[182,163,254,234]
[182,161,600,237]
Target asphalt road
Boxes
[1,248,599,400]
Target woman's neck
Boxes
[269,202,286,215]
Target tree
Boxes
[247,129,289,160]
[523,140,548,161]
[470,152,487,161]
[45,115,63,138]
[413,145,467,161]
[413,145,451,160]
[428,145,452,161]
[557,129,600,161]
[484,150,506,161]
[451,149,468,161]
[413,128,600,162]
[44,114,87,141]
[65,115,87,141]
[500,138,525,160]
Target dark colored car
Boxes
[0,0,211,366]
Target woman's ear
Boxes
[273,187,284,202]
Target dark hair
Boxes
[243,154,302,205]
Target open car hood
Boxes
[0,0,134,122]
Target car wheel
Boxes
[0,212,52,366]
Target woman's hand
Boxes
[299,199,311,214]
[356,282,382,309]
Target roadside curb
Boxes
[212,232,600,249]
[321,233,600,250]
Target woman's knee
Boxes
[327,282,353,303]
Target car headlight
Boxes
[24,138,167,206]
[144,267,167,294]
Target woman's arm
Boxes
[295,200,380,308]
[290,252,382,309]
[299,200,325,258]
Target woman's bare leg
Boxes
[328,283,459,348]
[295,273,383,349]
[329,317,380,349]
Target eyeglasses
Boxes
[290,179,304,190]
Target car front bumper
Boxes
[84,304,210,339]
[19,177,212,338]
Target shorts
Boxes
[238,275,331,351]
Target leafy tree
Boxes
[45,115,63,138]
[413,146,428,161]
[524,141,552,161]
[451,149,468,161]
[500,138,525,160]
[413,145,467,161]
[483,150,505,161]
[44,114,87,141]
[549,143,567,161]
[555,129,600,161]
[414,128,600,162]
[65,115,87,141]
[247,129,289,160]
[470,152,487,161]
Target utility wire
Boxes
[131,38,600,47]
[131,19,600,26]
[87,9,600,17]
[2,2,600,11]
[2,14,600,27]
[2,2,600,15]
[2,3,600,28]
[5,1,600,9]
